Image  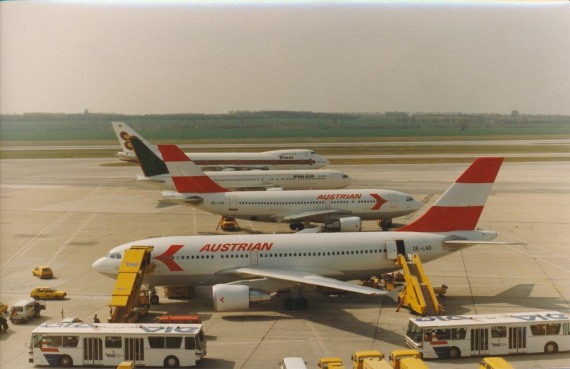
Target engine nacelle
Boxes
[212,284,271,312]
[324,216,362,232]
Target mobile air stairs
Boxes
[108,246,153,323]
[396,253,443,316]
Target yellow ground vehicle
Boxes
[479,357,514,369]
[117,361,135,369]
[32,266,53,279]
[0,301,7,315]
[362,359,392,369]
[399,358,429,369]
[318,357,345,369]
[389,350,423,369]
[351,351,385,369]
[30,286,67,300]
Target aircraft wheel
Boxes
[150,295,159,305]
[289,223,304,231]
[284,297,295,311]
[294,297,309,310]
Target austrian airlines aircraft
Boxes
[157,144,421,231]
[112,122,329,170]
[130,136,352,191]
[93,157,509,311]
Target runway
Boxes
[0,158,569,368]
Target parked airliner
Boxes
[157,144,421,231]
[93,157,510,310]
[130,136,351,191]
[112,122,329,170]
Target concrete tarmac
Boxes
[1,158,569,368]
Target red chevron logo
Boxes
[154,245,184,272]
[370,194,387,210]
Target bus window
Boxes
[185,337,196,350]
[491,326,507,338]
[105,336,122,348]
[545,323,561,335]
[45,336,62,347]
[33,335,44,348]
[434,329,450,340]
[63,336,79,348]
[166,337,182,349]
[452,328,467,340]
[148,337,165,348]
[530,324,545,336]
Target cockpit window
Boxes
[342,175,349,178]
[406,197,414,201]
[105,252,122,259]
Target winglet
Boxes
[158,144,230,193]
[397,157,504,233]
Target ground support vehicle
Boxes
[29,322,206,367]
[405,311,570,359]
[109,246,153,323]
[30,286,67,300]
[396,254,443,316]
[479,357,513,369]
[9,299,45,323]
[157,315,202,324]
[388,350,424,369]
[280,357,308,369]
[318,357,345,369]
[33,266,54,279]
[351,351,385,369]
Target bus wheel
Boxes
[59,355,73,367]
[448,347,461,359]
[545,341,558,353]
[164,355,180,368]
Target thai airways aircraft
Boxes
[93,157,509,311]
[112,122,329,170]
[130,136,352,191]
[157,144,421,231]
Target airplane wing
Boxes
[278,209,352,222]
[227,267,400,301]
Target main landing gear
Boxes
[283,296,309,311]
[289,222,305,231]
[148,286,159,305]
[378,219,393,231]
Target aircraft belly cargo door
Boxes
[385,240,406,260]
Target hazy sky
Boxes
[1,1,569,115]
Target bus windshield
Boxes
[406,321,423,344]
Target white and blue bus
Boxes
[405,311,570,359]
[29,322,206,367]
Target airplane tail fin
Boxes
[158,144,230,193]
[397,157,504,233]
[111,122,156,162]
[131,136,168,177]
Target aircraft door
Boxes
[250,250,258,266]
[229,195,238,211]
[386,240,398,260]
[389,193,397,208]
[385,240,406,260]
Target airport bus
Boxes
[28,322,206,367]
[405,311,570,359]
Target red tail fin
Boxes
[397,157,504,232]
[158,144,229,193]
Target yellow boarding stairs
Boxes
[108,246,153,323]
[396,253,443,316]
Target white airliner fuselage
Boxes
[93,230,497,289]
[161,189,420,224]
[138,169,352,191]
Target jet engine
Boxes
[212,284,271,312]
[324,216,362,232]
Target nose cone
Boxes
[92,256,118,278]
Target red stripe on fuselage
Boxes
[456,157,503,184]
[154,245,184,272]
[397,206,484,232]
